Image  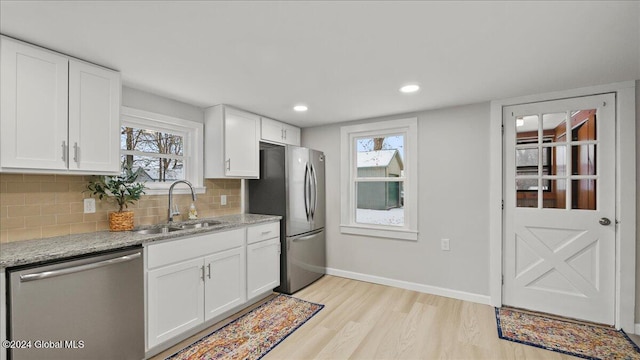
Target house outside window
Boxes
[120,107,204,194]
[340,118,418,241]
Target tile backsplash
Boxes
[0,174,241,243]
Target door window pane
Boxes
[516,115,539,141]
[542,112,567,139]
[544,179,566,209]
[517,182,538,208]
[572,179,596,210]
[549,145,566,176]
[571,109,597,141]
[572,144,596,175]
[355,181,404,226]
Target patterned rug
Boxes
[166,294,324,360]
[495,307,640,359]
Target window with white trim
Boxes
[120,107,204,194]
[340,118,418,241]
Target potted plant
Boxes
[86,169,146,231]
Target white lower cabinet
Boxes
[204,247,246,321]
[147,258,205,348]
[145,228,246,350]
[145,222,280,353]
[247,238,280,300]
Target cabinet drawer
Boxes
[247,222,280,244]
[147,229,244,269]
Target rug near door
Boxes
[166,295,324,360]
[495,307,640,359]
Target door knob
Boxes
[599,217,611,226]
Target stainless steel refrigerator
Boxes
[249,143,326,294]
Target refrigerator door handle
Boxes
[304,162,310,221]
[310,164,318,219]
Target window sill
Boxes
[340,224,418,241]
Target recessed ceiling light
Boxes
[293,105,308,112]
[399,84,420,93]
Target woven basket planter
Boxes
[109,211,134,231]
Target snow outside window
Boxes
[340,118,418,241]
[120,107,204,195]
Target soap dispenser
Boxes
[188,203,198,219]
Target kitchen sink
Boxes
[174,221,222,230]
[134,226,182,235]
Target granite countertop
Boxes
[0,214,281,269]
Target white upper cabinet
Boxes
[204,105,260,178]
[261,117,300,146]
[1,37,69,171]
[0,36,121,174]
[68,60,121,173]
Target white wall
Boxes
[636,79,640,323]
[302,102,491,299]
[122,86,204,123]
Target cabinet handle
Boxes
[261,231,272,235]
[200,265,205,282]
[73,142,79,163]
[226,158,231,171]
[207,263,212,279]
[284,129,287,140]
[61,141,67,163]
[281,128,284,140]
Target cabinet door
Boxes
[68,60,121,173]
[260,117,284,143]
[247,237,281,300]
[147,258,205,349]
[224,108,259,178]
[204,247,246,321]
[282,123,301,146]
[0,37,69,170]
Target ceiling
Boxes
[1,1,638,128]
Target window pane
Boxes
[516,115,539,141]
[572,179,596,210]
[543,179,566,209]
[542,112,567,137]
[549,145,566,176]
[120,154,184,182]
[120,126,184,156]
[356,135,404,178]
[355,181,404,226]
[571,109,596,141]
[517,182,538,208]
[572,144,596,175]
[516,147,539,173]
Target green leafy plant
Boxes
[86,169,146,212]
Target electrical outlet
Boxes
[84,198,96,213]
[441,238,450,251]
[220,195,227,206]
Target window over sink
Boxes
[120,107,204,194]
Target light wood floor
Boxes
[153,275,621,359]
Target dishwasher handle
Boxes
[20,251,142,283]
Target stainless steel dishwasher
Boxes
[8,247,144,360]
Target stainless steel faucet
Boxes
[168,180,196,222]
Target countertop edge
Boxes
[0,214,282,269]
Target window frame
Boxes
[340,117,418,241]
[120,106,204,195]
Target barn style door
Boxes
[503,93,616,325]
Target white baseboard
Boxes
[326,267,492,306]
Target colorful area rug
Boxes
[166,294,324,360]
[495,307,640,359]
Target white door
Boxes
[204,247,246,321]
[0,37,69,170]
[503,93,615,325]
[147,258,204,349]
[224,108,259,178]
[68,59,121,173]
